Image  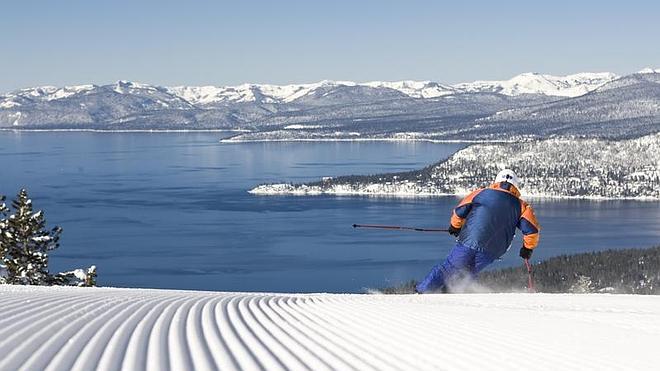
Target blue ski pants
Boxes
[416,243,496,293]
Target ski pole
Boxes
[352,224,448,233]
[523,258,535,293]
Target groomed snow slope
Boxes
[1,286,658,371]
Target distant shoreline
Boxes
[0,128,251,133]
[248,187,660,201]
[0,129,520,143]
[220,137,516,144]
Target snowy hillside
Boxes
[251,133,660,199]
[1,285,658,371]
[475,72,660,139]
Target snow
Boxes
[638,67,660,74]
[113,80,159,95]
[168,80,360,105]
[70,268,88,281]
[11,112,22,126]
[363,80,457,98]
[46,85,95,100]
[162,72,618,105]
[283,124,324,130]
[453,72,618,97]
[0,71,624,111]
[26,86,58,97]
[0,100,21,108]
[0,85,94,103]
[0,285,658,370]
[30,236,52,243]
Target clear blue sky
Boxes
[2,0,659,91]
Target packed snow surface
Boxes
[1,285,658,371]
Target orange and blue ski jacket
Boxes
[450,181,540,258]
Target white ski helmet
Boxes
[495,169,520,189]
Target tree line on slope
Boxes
[0,189,96,286]
[379,246,660,294]
[478,246,660,294]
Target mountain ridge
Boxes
[1,70,658,139]
[2,71,622,106]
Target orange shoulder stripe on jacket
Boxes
[450,188,483,229]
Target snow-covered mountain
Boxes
[638,67,660,74]
[0,81,198,128]
[167,81,349,105]
[166,72,616,106]
[168,80,427,106]
[474,71,660,139]
[0,84,95,108]
[0,81,194,111]
[363,80,457,98]
[1,70,658,138]
[0,70,635,108]
[453,72,617,97]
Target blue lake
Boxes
[1,132,659,293]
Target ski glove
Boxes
[519,247,533,260]
[448,225,461,237]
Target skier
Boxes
[416,169,540,293]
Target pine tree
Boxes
[85,265,97,287]
[0,195,6,215]
[0,189,62,285]
[0,195,8,278]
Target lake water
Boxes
[1,132,659,293]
